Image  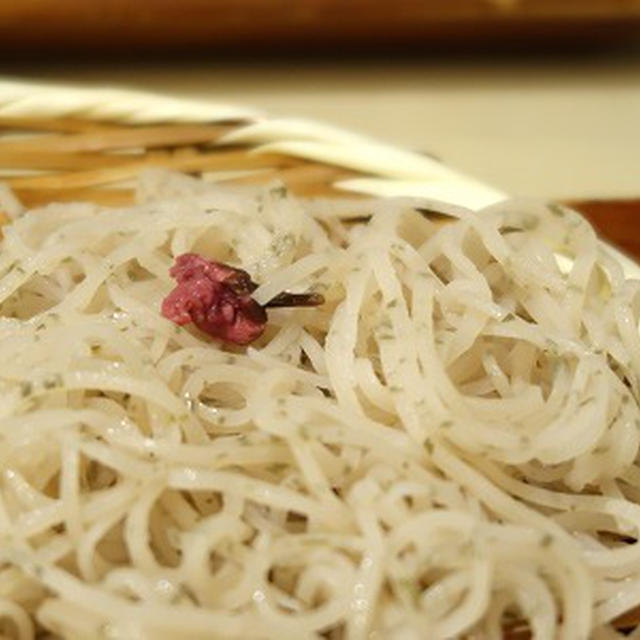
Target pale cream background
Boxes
[7,52,640,200]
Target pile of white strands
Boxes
[0,170,639,640]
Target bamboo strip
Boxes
[6,151,298,190]
[13,187,134,208]
[224,161,357,189]
[0,123,239,154]
[0,116,118,133]
[0,150,149,171]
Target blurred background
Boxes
[1,0,639,201]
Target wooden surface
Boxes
[570,199,640,262]
[1,0,640,51]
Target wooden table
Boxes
[1,1,640,51]
[572,199,640,262]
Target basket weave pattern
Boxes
[0,116,362,217]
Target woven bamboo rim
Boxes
[0,116,358,213]
[0,94,637,636]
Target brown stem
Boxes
[264,291,325,308]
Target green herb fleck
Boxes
[20,381,33,397]
[270,185,288,199]
[299,425,312,439]
[397,578,420,602]
[540,534,553,548]
[548,203,566,217]
[43,374,63,390]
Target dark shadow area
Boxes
[3,36,640,86]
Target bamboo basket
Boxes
[0,81,508,213]
[0,79,638,637]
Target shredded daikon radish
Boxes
[0,170,638,639]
